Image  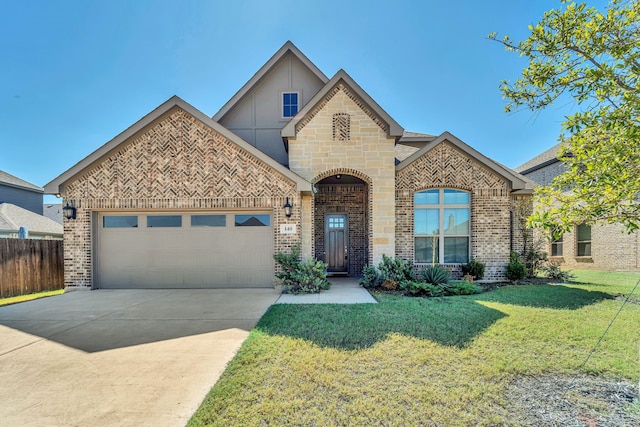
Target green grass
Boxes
[0,289,64,306]
[188,270,640,426]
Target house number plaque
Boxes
[280,224,297,234]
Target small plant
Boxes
[359,265,382,289]
[506,251,527,281]
[399,280,444,297]
[522,242,548,278]
[378,255,414,289]
[420,265,450,285]
[461,259,485,280]
[540,260,575,282]
[447,281,483,295]
[274,243,331,294]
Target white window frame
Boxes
[576,224,592,257]
[281,91,300,119]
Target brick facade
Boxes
[62,108,300,287]
[395,141,521,280]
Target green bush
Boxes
[419,265,450,285]
[274,243,331,294]
[447,281,483,295]
[522,246,548,278]
[540,260,575,282]
[506,251,527,281]
[378,255,414,288]
[399,280,444,297]
[461,259,485,280]
[359,265,382,288]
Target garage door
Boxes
[96,212,274,288]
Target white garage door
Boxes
[96,212,274,288]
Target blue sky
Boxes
[1,1,605,202]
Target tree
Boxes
[490,0,640,234]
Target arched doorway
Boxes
[313,173,369,276]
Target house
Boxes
[0,203,63,239]
[0,169,44,215]
[516,145,640,271]
[43,203,64,225]
[45,41,533,289]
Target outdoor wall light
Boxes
[283,197,293,218]
[63,203,77,220]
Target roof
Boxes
[281,69,404,140]
[43,203,63,224]
[0,203,63,236]
[515,143,562,174]
[0,169,43,193]
[212,41,329,122]
[395,144,420,163]
[45,96,312,195]
[397,131,532,192]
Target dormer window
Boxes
[282,92,299,118]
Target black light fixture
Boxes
[62,203,76,220]
[283,197,293,218]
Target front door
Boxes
[325,214,348,273]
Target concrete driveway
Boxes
[0,289,279,427]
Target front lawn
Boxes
[188,270,640,426]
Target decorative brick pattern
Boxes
[332,113,350,141]
[396,141,516,280]
[63,108,300,288]
[314,183,368,276]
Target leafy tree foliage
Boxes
[491,0,640,234]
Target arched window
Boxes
[414,189,470,264]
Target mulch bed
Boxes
[506,374,639,426]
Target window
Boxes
[551,234,563,256]
[235,214,270,227]
[282,92,299,118]
[147,215,182,228]
[414,189,470,264]
[103,216,138,228]
[576,224,591,256]
[191,215,226,227]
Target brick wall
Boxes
[63,108,299,288]
[314,183,368,276]
[396,141,518,280]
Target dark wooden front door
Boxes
[325,214,348,273]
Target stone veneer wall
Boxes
[288,83,396,267]
[62,108,300,288]
[314,183,368,276]
[395,141,514,280]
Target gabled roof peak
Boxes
[212,41,329,122]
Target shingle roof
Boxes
[395,144,420,163]
[402,131,435,139]
[43,203,63,224]
[0,169,43,192]
[515,143,562,174]
[0,203,63,236]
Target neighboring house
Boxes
[44,203,63,225]
[45,41,534,289]
[0,169,44,215]
[516,145,640,271]
[0,203,63,240]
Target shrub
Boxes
[506,251,527,281]
[540,260,575,282]
[378,255,414,289]
[461,259,485,280]
[359,265,382,289]
[399,280,444,297]
[274,243,331,294]
[448,281,483,295]
[419,265,450,285]
[522,244,548,278]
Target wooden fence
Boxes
[0,239,64,298]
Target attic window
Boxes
[282,92,299,118]
[333,113,350,141]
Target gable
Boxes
[63,108,300,200]
[396,141,510,192]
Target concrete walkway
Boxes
[276,277,377,304]
[0,289,279,427]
